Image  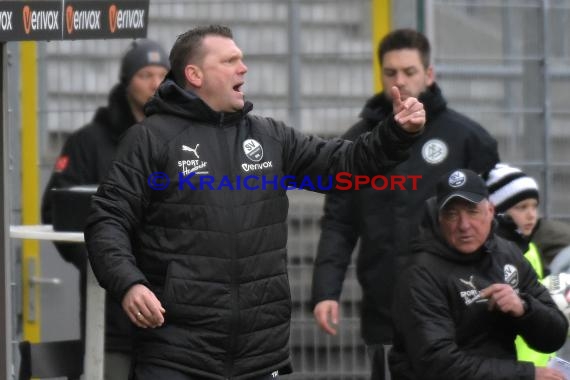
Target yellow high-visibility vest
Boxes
[515,242,553,366]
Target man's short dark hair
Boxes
[169,24,233,87]
[378,28,431,69]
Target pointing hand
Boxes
[391,86,425,134]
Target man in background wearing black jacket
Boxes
[41,39,169,380]
[311,28,500,380]
[389,169,567,380]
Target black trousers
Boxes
[133,363,280,380]
[368,344,392,380]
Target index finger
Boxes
[391,86,402,109]
[479,284,501,298]
[145,299,166,326]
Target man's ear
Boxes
[426,65,435,86]
[486,201,495,219]
[185,64,202,88]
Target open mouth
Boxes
[233,83,244,93]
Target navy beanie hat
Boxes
[120,39,170,85]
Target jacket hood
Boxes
[93,83,137,143]
[359,82,447,125]
[412,196,497,263]
[144,77,253,126]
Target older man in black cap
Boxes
[388,169,568,380]
[41,39,169,380]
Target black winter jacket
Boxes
[41,83,135,353]
[389,198,568,380]
[311,84,499,343]
[84,78,418,379]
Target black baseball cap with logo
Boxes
[436,169,489,210]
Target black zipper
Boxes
[219,113,239,379]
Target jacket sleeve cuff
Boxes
[387,114,423,141]
[115,276,151,304]
[376,115,422,160]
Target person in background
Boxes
[85,24,425,380]
[389,169,568,380]
[485,163,570,365]
[41,39,170,380]
[311,28,499,380]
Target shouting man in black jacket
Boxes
[311,28,499,380]
[389,169,567,380]
[41,39,169,380]
[85,25,425,380]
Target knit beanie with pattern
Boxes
[484,163,539,213]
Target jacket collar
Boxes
[92,83,137,143]
[144,78,253,127]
